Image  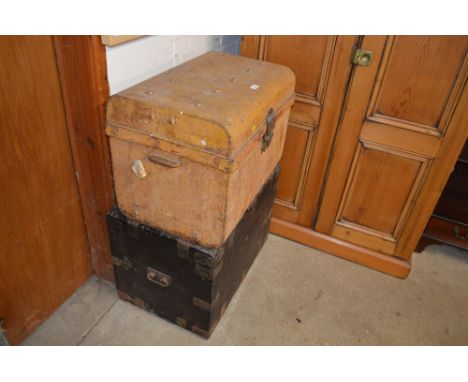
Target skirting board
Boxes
[269,217,411,279]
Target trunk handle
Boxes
[147,267,172,287]
[147,151,182,168]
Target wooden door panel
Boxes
[332,142,431,254]
[263,36,336,128]
[261,36,338,219]
[0,36,92,344]
[377,37,464,127]
[241,36,358,241]
[315,37,389,235]
[340,144,423,235]
[288,100,321,127]
[243,36,357,226]
[369,36,467,131]
[275,124,311,204]
[239,36,261,59]
[263,36,330,101]
[316,35,468,259]
[360,122,441,157]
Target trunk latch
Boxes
[262,108,276,152]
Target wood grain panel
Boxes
[101,35,143,46]
[371,36,468,130]
[263,36,330,101]
[0,36,92,344]
[275,125,310,204]
[361,121,441,157]
[288,100,321,127]
[54,36,115,281]
[243,36,356,228]
[316,36,389,235]
[240,36,261,59]
[340,143,423,235]
[394,73,468,259]
[317,35,467,262]
[332,224,396,255]
[262,36,336,130]
[239,36,357,227]
[241,35,468,275]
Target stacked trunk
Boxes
[106,51,295,337]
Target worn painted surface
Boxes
[107,51,295,156]
[107,52,295,247]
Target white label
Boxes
[132,159,147,179]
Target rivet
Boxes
[246,68,252,73]
[168,116,176,125]
[169,78,176,83]
[215,89,221,93]
[145,90,154,95]
[230,77,237,82]
[195,102,202,107]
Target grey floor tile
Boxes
[80,235,468,345]
[23,235,468,345]
[23,276,118,345]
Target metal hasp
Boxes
[0,320,9,345]
[352,48,374,67]
[262,108,276,152]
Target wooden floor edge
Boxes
[269,217,411,279]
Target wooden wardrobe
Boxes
[241,36,468,278]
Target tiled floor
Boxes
[23,234,468,345]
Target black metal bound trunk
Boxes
[107,166,279,337]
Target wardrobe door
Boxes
[241,36,357,226]
[0,36,92,344]
[316,36,468,259]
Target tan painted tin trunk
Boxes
[106,51,295,248]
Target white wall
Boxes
[106,35,241,95]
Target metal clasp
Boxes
[262,108,276,152]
